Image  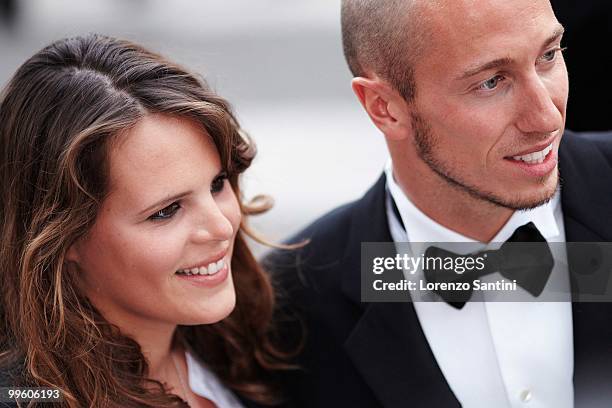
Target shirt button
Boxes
[520,390,532,403]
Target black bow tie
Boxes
[423,222,554,309]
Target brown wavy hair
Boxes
[0,34,291,407]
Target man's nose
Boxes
[515,74,563,136]
[191,199,236,243]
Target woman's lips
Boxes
[175,258,230,288]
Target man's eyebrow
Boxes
[457,57,514,81]
[456,24,566,81]
[543,24,566,48]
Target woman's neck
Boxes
[134,323,178,379]
[97,303,178,378]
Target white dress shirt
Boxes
[185,350,245,408]
[384,161,574,408]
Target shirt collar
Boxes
[384,160,560,244]
[185,350,244,408]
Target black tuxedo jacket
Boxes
[265,130,612,408]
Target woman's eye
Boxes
[149,202,181,221]
[478,75,505,91]
[211,172,228,194]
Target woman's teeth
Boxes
[511,144,553,164]
[176,259,225,276]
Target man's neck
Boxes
[391,160,514,243]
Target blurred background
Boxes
[1,0,610,255]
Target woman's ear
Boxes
[351,76,414,141]
[65,241,81,264]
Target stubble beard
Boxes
[410,112,559,211]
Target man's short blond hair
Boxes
[341,0,430,101]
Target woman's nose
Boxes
[190,198,237,243]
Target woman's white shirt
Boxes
[185,351,245,408]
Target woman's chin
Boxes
[176,285,237,326]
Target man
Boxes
[266,0,612,407]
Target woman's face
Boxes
[68,114,241,331]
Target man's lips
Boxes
[505,137,557,158]
[503,145,557,178]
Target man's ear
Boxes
[352,76,413,141]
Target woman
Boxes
[0,34,291,407]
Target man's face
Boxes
[408,0,568,210]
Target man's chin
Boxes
[494,173,560,211]
[428,159,560,211]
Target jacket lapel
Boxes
[340,175,460,407]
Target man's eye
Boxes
[149,202,181,220]
[539,47,566,63]
[478,75,505,91]
[541,50,557,62]
[211,172,228,194]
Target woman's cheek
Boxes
[125,226,187,276]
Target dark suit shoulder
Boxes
[263,200,356,293]
[564,128,612,142]
[581,131,612,164]
[274,200,355,257]
[563,129,612,164]
[264,174,389,300]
